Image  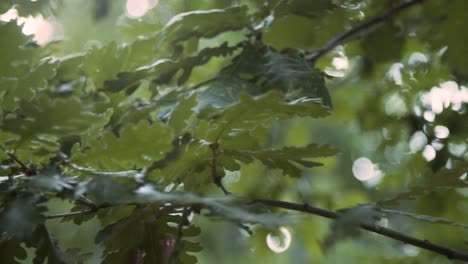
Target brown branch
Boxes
[255,199,468,261]
[46,208,98,219]
[307,0,427,63]
[45,189,468,260]
[209,142,230,195]
[0,145,37,176]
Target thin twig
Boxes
[76,195,98,209]
[0,145,36,175]
[382,208,468,229]
[46,208,98,219]
[255,199,468,261]
[306,0,427,63]
[209,143,230,195]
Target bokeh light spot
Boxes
[266,227,292,253]
[434,125,449,139]
[126,0,151,18]
[409,131,427,152]
[422,145,436,161]
[352,157,383,183]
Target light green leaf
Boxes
[71,120,174,170]
[0,22,35,77]
[222,144,339,177]
[0,95,111,164]
[168,93,198,135]
[147,137,212,187]
[159,6,249,45]
[81,42,130,89]
[198,91,329,142]
[105,42,238,93]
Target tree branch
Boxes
[0,145,37,176]
[46,208,98,219]
[255,199,468,262]
[307,0,427,63]
[45,192,468,261]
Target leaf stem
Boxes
[0,145,36,175]
[209,142,230,195]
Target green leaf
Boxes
[71,120,174,170]
[222,144,339,177]
[196,75,263,111]
[31,225,68,264]
[272,0,336,19]
[159,6,249,46]
[198,91,329,142]
[380,161,468,206]
[168,93,198,135]
[81,42,129,89]
[1,95,110,147]
[147,137,212,187]
[105,42,238,93]
[323,204,382,250]
[80,177,133,205]
[1,60,57,110]
[0,22,35,76]
[0,238,27,264]
[361,22,405,65]
[264,50,332,107]
[421,0,468,76]
[96,206,201,264]
[198,47,332,108]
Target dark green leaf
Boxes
[380,161,468,206]
[323,204,382,250]
[0,238,27,264]
[31,225,68,264]
[105,42,238,93]
[96,206,200,264]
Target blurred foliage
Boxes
[0,0,467,263]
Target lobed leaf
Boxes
[198,91,330,142]
[159,6,250,46]
[222,144,339,177]
[71,120,174,170]
[105,42,238,93]
[380,161,468,206]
